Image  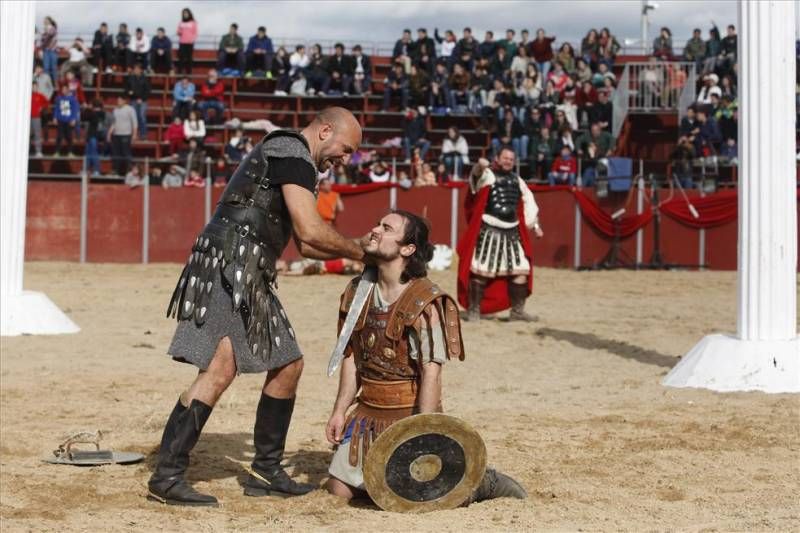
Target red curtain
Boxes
[572,189,653,238]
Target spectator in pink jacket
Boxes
[176,8,198,74]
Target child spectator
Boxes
[162,164,185,188]
[129,28,151,70]
[272,46,292,94]
[183,110,206,144]
[53,84,79,157]
[224,128,246,163]
[165,116,184,155]
[549,146,577,185]
[85,99,107,176]
[198,69,225,124]
[441,126,469,176]
[176,8,198,75]
[125,63,150,140]
[30,81,49,157]
[150,28,174,74]
[172,76,196,119]
[125,164,145,188]
[212,158,229,187]
[316,177,343,224]
[402,108,430,163]
[413,162,437,187]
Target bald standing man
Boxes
[149,107,368,506]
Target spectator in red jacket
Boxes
[197,69,225,124]
[59,70,86,105]
[529,29,555,79]
[164,116,185,155]
[548,145,577,185]
[31,81,49,157]
[575,81,598,128]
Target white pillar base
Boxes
[1,291,80,336]
[663,334,800,393]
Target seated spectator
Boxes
[554,122,576,154]
[316,176,343,224]
[217,23,245,75]
[639,57,664,109]
[60,37,93,86]
[183,110,206,144]
[580,29,599,67]
[575,58,592,84]
[162,164,185,188]
[448,63,471,111]
[225,128,246,163]
[479,31,497,60]
[652,27,673,60]
[415,42,435,76]
[591,62,616,88]
[720,74,737,100]
[114,23,132,72]
[407,64,430,107]
[149,166,162,186]
[351,44,372,95]
[714,94,738,144]
[429,61,452,112]
[522,107,544,149]
[718,25,737,75]
[702,26,722,75]
[271,46,292,94]
[212,157,229,187]
[91,22,114,74]
[434,28,457,61]
[515,75,541,113]
[576,80,598,127]
[530,29,556,78]
[125,63,150,140]
[469,65,492,114]
[548,146,577,186]
[692,108,722,156]
[324,43,354,95]
[481,78,511,130]
[696,73,722,109]
[53,84,79,157]
[510,45,531,78]
[150,27,173,74]
[245,26,274,77]
[129,27,150,70]
[683,28,706,71]
[492,108,527,160]
[34,64,55,102]
[416,28,436,60]
[178,138,207,183]
[680,105,699,137]
[184,169,205,187]
[531,126,557,179]
[578,142,600,186]
[441,126,469,176]
[546,61,569,93]
[576,122,615,185]
[198,69,225,124]
[589,89,613,131]
[366,159,391,183]
[392,29,416,73]
[382,63,409,111]
[330,162,350,184]
[125,163,145,188]
[489,46,511,81]
[434,162,450,183]
[172,76,196,119]
[597,27,621,67]
[305,44,329,95]
[60,70,87,107]
[555,43,576,74]
[414,162,437,187]
[670,135,696,189]
[498,29,518,57]
[165,116,184,155]
[402,108,431,163]
[288,44,310,79]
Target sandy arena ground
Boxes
[1,262,798,532]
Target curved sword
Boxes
[327,266,376,377]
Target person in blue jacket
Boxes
[246,26,274,77]
[53,84,80,156]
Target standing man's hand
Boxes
[534,226,544,239]
[325,412,346,444]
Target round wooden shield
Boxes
[363,413,486,513]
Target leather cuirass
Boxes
[484,171,521,223]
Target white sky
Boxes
[37,0,742,47]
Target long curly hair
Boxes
[392,209,434,283]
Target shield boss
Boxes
[363,413,487,512]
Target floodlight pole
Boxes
[663,0,798,392]
[0,0,79,336]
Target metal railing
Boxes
[612,65,630,139]
[677,67,698,126]
[623,61,695,112]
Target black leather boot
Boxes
[468,468,527,504]
[466,278,485,322]
[148,399,217,506]
[243,394,315,497]
[508,282,538,322]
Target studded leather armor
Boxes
[484,170,521,223]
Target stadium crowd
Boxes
[31,8,757,191]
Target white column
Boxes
[663,0,798,393]
[0,1,79,336]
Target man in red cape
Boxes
[457,148,543,321]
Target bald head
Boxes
[303,106,362,171]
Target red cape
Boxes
[456,186,534,314]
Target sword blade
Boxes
[327,266,376,377]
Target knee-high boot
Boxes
[467,278,485,322]
[508,282,537,322]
